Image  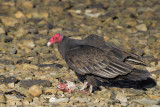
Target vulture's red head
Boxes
[47,33,63,46]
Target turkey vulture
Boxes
[47,33,152,93]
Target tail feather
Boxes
[122,68,150,81]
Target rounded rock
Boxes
[29,85,42,97]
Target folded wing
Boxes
[65,45,133,78]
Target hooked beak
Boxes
[47,42,51,46]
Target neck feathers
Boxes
[58,36,81,58]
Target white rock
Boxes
[85,9,105,18]
[49,97,69,103]
[85,9,92,13]
[49,97,56,103]
[74,10,81,14]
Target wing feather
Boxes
[65,45,133,78]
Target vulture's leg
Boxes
[89,85,93,93]
[80,81,88,90]
[79,75,97,93]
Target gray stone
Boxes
[133,98,159,105]
[0,35,13,43]
[0,75,17,84]
[20,79,51,88]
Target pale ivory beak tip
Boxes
[47,42,51,46]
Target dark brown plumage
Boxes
[48,33,154,92]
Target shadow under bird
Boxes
[47,33,156,93]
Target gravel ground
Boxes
[0,0,160,106]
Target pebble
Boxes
[85,9,105,18]
[20,79,51,88]
[0,16,18,27]
[14,28,28,38]
[50,6,64,15]
[133,98,159,105]
[74,97,87,103]
[5,95,22,105]
[49,97,69,103]
[22,1,34,8]
[38,29,48,35]
[10,48,17,54]
[147,36,157,45]
[31,12,42,18]
[40,12,49,18]
[2,1,15,7]
[21,64,38,70]
[7,82,15,88]
[25,40,36,49]
[4,36,13,43]
[149,105,160,107]
[0,27,5,34]
[29,85,42,97]
[136,24,147,31]
[0,94,5,103]
[15,11,25,18]
[18,40,35,51]
[22,100,30,105]
[44,88,57,94]
[116,93,128,103]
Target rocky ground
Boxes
[0,0,160,106]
